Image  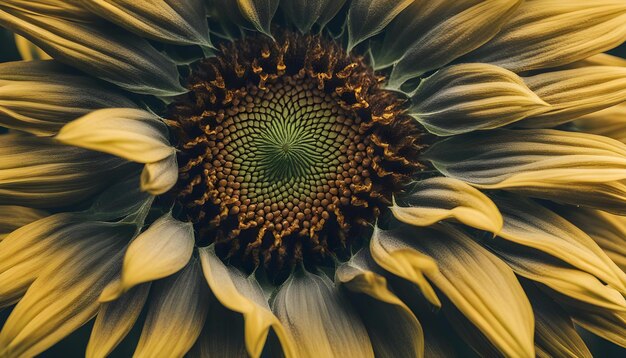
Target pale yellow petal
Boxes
[0,66,137,135]
[463,0,626,72]
[87,283,150,358]
[80,0,211,46]
[0,222,131,357]
[381,224,535,357]
[518,66,626,128]
[134,258,208,358]
[0,136,129,208]
[0,1,185,95]
[272,269,375,358]
[198,246,297,358]
[336,249,424,358]
[347,0,414,51]
[523,282,592,358]
[391,177,502,234]
[382,0,521,86]
[569,308,626,348]
[409,63,549,135]
[56,108,174,164]
[100,212,193,302]
[491,195,626,294]
[140,153,178,195]
[426,129,626,214]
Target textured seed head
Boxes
[166,30,425,274]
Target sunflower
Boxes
[1,0,626,357]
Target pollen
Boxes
[166,30,425,273]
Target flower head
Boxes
[1,1,626,357]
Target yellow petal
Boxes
[86,283,150,358]
[100,212,194,302]
[523,282,592,358]
[381,224,535,357]
[0,222,131,357]
[56,108,174,164]
[382,0,521,86]
[236,0,279,37]
[281,0,347,32]
[0,213,81,307]
[409,63,549,135]
[0,205,47,240]
[140,153,179,195]
[336,249,424,358]
[426,129,626,214]
[391,177,503,234]
[491,194,626,295]
[80,0,211,46]
[188,297,248,358]
[272,268,375,358]
[134,258,208,358]
[198,246,296,358]
[0,64,137,135]
[13,33,49,60]
[490,243,626,312]
[518,66,626,128]
[575,103,626,143]
[370,225,441,307]
[347,0,413,51]
[568,307,626,348]
[463,0,626,72]
[0,1,185,96]
[0,136,128,208]
[560,208,626,272]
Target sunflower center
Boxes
[166,30,424,274]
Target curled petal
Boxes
[347,0,413,51]
[198,246,296,358]
[87,283,150,358]
[518,66,626,128]
[336,250,424,358]
[134,258,209,358]
[425,129,626,214]
[409,63,548,135]
[382,0,521,86]
[370,226,441,308]
[100,212,194,302]
[272,268,375,358]
[392,177,502,234]
[56,108,174,164]
[140,153,179,195]
[0,2,185,96]
[463,0,626,72]
[80,0,211,46]
[0,222,131,357]
[377,224,535,357]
